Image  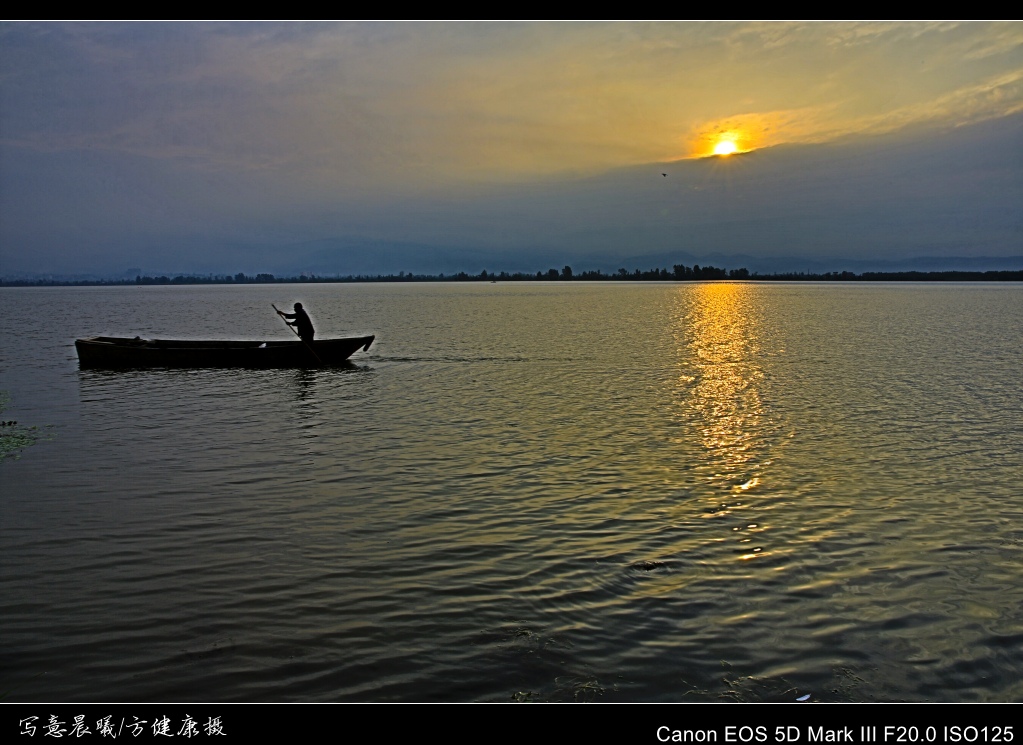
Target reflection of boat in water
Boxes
[75,335,374,369]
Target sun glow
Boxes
[690,115,773,158]
[690,126,754,158]
[713,139,739,156]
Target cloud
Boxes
[4,22,1020,185]
[1,22,1020,277]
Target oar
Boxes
[272,304,324,366]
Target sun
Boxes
[712,139,739,156]
[690,121,761,159]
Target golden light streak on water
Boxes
[675,285,766,478]
[668,282,778,562]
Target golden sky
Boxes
[4,23,1021,187]
[1,22,1021,275]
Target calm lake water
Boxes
[1,281,1021,702]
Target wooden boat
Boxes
[75,335,374,369]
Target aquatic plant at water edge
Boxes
[0,392,53,461]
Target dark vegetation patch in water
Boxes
[0,392,53,461]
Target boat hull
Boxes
[75,336,374,369]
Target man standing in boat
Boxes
[278,302,315,344]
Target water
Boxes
[1,281,1021,702]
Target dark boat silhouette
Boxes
[75,335,374,369]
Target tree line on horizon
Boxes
[127,264,745,284]
[3,264,1022,287]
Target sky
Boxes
[1,21,1021,278]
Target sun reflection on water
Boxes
[672,283,775,559]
